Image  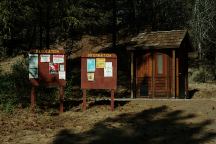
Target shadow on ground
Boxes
[52,106,216,144]
[88,100,129,109]
[188,89,199,99]
[43,99,83,112]
[36,99,128,114]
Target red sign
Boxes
[81,53,117,90]
[29,49,66,87]
[81,53,117,111]
[29,49,66,113]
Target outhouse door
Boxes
[136,51,171,98]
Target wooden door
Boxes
[153,52,170,98]
[136,51,171,98]
[136,52,153,97]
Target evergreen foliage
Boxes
[0,0,195,53]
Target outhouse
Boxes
[127,30,193,99]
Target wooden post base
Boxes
[59,87,64,113]
[31,87,36,112]
[111,89,115,111]
[82,89,87,111]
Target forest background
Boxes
[0,0,216,112]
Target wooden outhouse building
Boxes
[127,30,193,99]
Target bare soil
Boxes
[1,37,216,144]
[189,83,216,99]
[0,99,216,144]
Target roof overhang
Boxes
[126,30,192,51]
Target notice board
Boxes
[29,49,66,87]
[81,53,117,90]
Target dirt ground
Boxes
[1,97,216,144]
[1,54,216,144]
[189,83,216,99]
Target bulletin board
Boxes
[29,49,66,87]
[28,49,67,113]
[81,53,117,90]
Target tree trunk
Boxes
[28,26,36,50]
[112,0,117,49]
[45,1,50,49]
[129,0,137,34]
[39,7,43,49]
[198,42,202,60]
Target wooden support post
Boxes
[131,52,134,99]
[185,74,189,98]
[82,89,87,111]
[111,89,115,111]
[152,52,155,98]
[166,55,169,98]
[167,56,171,98]
[176,57,179,98]
[59,87,64,113]
[172,50,176,98]
[31,86,36,112]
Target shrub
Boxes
[192,70,206,83]
[11,57,31,105]
[0,66,17,113]
[189,67,214,83]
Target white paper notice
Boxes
[53,55,64,63]
[59,64,65,71]
[29,68,38,79]
[40,54,50,62]
[29,54,38,68]
[104,62,113,77]
[59,71,66,80]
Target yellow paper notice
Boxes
[96,58,105,68]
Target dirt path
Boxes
[1,99,216,144]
